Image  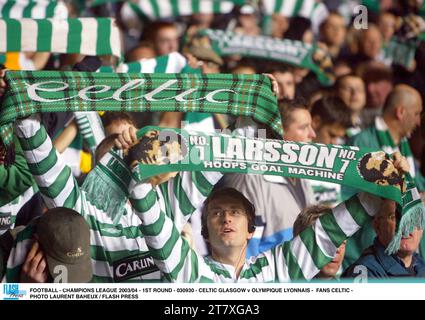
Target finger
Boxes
[30,250,44,271]
[129,126,137,144]
[25,241,39,263]
[114,138,123,150]
[118,135,129,149]
[122,128,131,146]
[37,257,47,274]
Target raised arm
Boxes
[15,115,81,211]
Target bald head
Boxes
[383,85,422,114]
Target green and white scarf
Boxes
[261,0,327,19]
[199,29,334,85]
[382,38,419,69]
[0,18,121,58]
[0,0,68,19]
[131,125,425,255]
[124,0,236,21]
[0,70,281,148]
[99,52,189,74]
[74,112,105,153]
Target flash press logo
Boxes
[3,284,27,300]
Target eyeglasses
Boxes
[208,208,246,218]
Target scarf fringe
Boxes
[82,167,128,224]
[385,202,425,255]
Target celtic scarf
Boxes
[199,29,334,85]
[74,112,105,153]
[130,125,425,255]
[261,0,327,19]
[382,38,419,69]
[0,70,281,148]
[0,18,121,59]
[0,0,68,19]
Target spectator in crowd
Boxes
[145,21,180,57]
[319,12,347,61]
[343,199,425,278]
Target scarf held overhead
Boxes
[0,18,121,58]
[130,126,425,254]
[199,29,334,85]
[0,0,68,19]
[0,70,281,147]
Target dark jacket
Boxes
[343,238,425,278]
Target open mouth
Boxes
[221,227,235,234]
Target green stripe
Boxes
[167,239,191,280]
[345,195,370,228]
[204,258,232,278]
[281,241,305,280]
[90,244,142,262]
[189,249,199,282]
[141,209,166,236]
[148,224,181,261]
[97,19,112,56]
[191,0,200,13]
[63,181,81,209]
[126,62,142,73]
[240,256,268,280]
[6,265,21,282]
[131,188,157,214]
[18,125,47,151]
[299,226,332,271]
[67,19,82,53]
[0,54,5,64]
[149,0,160,19]
[293,0,304,16]
[192,171,214,197]
[319,209,346,249]
[23,2,37,18]
[274,0,283,13]
[173,174,196,216]
[170,0,179,16]
[154,54,169,73]
[212,0,220,13]
[45,1,57,18]
[36,19,52,52]
[1,1,14,18]
[27,147,58,176]
[6,19,21,51]
[39,167,72,199]
[85,214,143,238]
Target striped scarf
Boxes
[0,0,68,19]
[74,112,105,153]
[99,52,189,74]
[0,18,121,59]
[124,0,236,21]
[0,71,281,149]
[200,29,334,85]
[132,125,425,255]
[262,0,327,19]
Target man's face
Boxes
[337,76,366,113]
[283,109,316,143]
[361,27,383,59]
[321,14,346,47]
[374,200,423,256]
[155,27,179,56]
[400,95,423,138]
[273,71,295,100]
[105,120,135,136]
[319,241,346,278]
[206,196,253,251]
[367,80,393,109]
[313,122,347,145]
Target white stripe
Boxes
[7,238,33,269]
[262,0,275,15]
[166,178,187,231]
[299,0,315,18]
[144,217,174,250]
[138,0,155,19]
[9,0,28,18]
[180,172,205,212]
[33,153,65,188]
[137,201,162,226]
[178,0,193,16]
[282,0,297,16]
[165,52,187,73]
[20,18,38,52]
[357,192,381,217]
[0,1,6,16]
[0,19,6,52]
[53,0,68,19]
[109,18,121,58]
[199,0,213,14]
[265,250,291,281]
[332,202,361,237]
[31,0,49,19]
[16,115,41,138]
[90,229,141,252]
[140,57,157,73]
[157,0,172,18]
[22,136,52,164]
[80,18,98,56]
[200,170,223,186]
[153,236,184,274]
[314,218,337,258]
[219,1,234,14]
[44,172,75,208]
[130,181,154,203]
[116,63,129,73]
[50,18,68,53]
[290,236,320,280]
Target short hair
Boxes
[334,73,363,91]
[102,112,135,129]
[143,21,177,42]
[310,96,353,128]
[284,17,312,41]
[201,188,256,238]
[278,97,309,129]
[293,205,331,237]
[263,61,294,74]
[357,62,393,84]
